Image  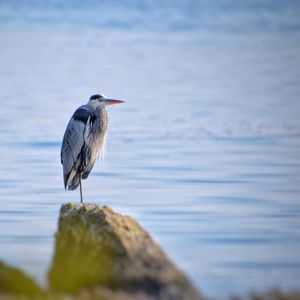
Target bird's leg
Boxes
[79,174,83,204]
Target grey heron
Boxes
[61,94,125,203]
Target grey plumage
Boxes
[60,94,124,203]
[61,105,108,190]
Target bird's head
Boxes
[89,94,125,106]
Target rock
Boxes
[0,260,41,295]
[48,203,203,300]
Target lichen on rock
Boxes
[48,203,203,300]
[0,261,41,296]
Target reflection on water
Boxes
[0,1,300,299]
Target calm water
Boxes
[0,1,300,299]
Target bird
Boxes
[60,94,125,203]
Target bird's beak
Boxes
[104,99,125,106]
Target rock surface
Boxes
[48,203,203,300]
[0,261,41,295]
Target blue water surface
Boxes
[0,1,300,299]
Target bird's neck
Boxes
[87,100,106,111]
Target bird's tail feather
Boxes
[65,169,80,190]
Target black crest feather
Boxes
[90,94,104,100]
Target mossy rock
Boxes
[0,260,41,295]
[48,203,202,300]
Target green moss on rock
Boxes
[48,203,202,300]
[0,261,41,295]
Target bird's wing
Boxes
[60,106,94,188]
